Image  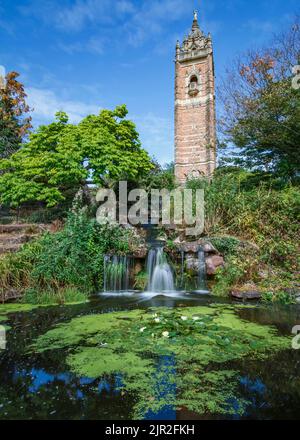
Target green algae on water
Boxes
[0,303,40,323]
[31,304,291,418]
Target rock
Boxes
[0,223,51,234]
[205,255,225,275]
[174,236,182,245]
[231,289,262,300]
[133,245,148,259]
[133,261,143,275]
[181,241,199,253]
[201,241,218,254]
[176,239,218,255]
[185,255,199,272]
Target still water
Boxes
[0,293,300,420]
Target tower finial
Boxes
[191,9,200,31]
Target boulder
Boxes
[205,255,225,275]
[176,239,218,255]
[200,241,218,254]
[231,289,262,300]
[181,241,200,254]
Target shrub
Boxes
[0,211,138,297]
[187,170,299,268]
[209,236,241,256]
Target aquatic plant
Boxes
[31,304,290,419]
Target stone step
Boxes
[0,223,51,234]
[0,234,33,245]
[0,243,22,254]
[0,289,22,303]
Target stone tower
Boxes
[174,11,216,184]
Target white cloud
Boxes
[125,0,195,47]
[244,19,275,34]
[24,0,135,32]
[21,0,196,47]
[58,36,104,55]
[55,0,111,31]
[27,88,173,165]
[27,87,101,124]
[26,87,173,164]
[133,113,173,165]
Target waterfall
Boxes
[103,255,132,292]
[146,246,174,292]
[197,247,208,292]
[180,249,185,289]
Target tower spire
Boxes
[174,8,216,183]
[192,10,199,30]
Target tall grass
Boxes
[21,287,87,305]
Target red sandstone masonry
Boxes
[174,15,216,183]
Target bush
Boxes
[0,212,139,297]
[209,236,241,256]
[187,170,300,268]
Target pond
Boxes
[0,292,300,420]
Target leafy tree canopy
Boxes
[0,105,153,207]
[219,19,300,178]
[0,71,32,158]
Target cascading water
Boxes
[197,247,208,293]
[103,255,132,292]
[180,249,185,289]
[146,246,175,293]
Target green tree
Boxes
[0,105,153,207]
[219,19,300,178]
[0,71,32,158]
[138,161,176,190]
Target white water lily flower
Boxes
[152,313,158,318]
[192,316,200,321]
[154,318,160,323]
[162,331,169,338]
[181,316,188,321]
[140,327,147,333]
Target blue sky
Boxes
[0,0,298,164]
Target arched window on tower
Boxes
[188,75,199,96]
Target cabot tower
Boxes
[174,11,216,183]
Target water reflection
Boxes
[0,295,300,419]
